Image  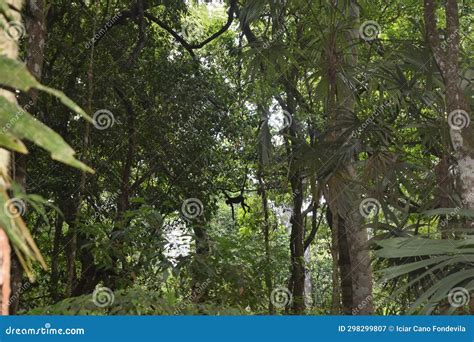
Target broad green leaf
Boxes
[0,55,92,121]
[408,270,474,314]
[0,132,27,153]
[375,237,474,258]
[0,189,46,280]
[422,208,474,218]
[379,255,451,282]
[389,255,474,300]
[0,96,93,173]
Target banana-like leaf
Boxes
[0,132,27,153]
[239,0,266,26]
[379,255,451,282]
[0,96,93,173]
[375,237,474,258]
[376,237,474,314]
[390,255,474,299]
[0,189,46,280]
[0,55,91,122]
[422,208,474,218]
[408,270,474,314]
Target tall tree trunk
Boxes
[435,155,454,238]
[10,0,47,314]
[282,75,306,314]
[424,0,473,313]
[89,85,137,290]
[325,1,374,315]
[424,0,473,214]
[66,14,95,296]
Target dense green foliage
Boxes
[0,0,472,315]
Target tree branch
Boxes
[423,0,447,77]
[144,0,237,59]
[304,204,326,251]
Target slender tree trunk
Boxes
[258,167,274,314]
[92,85,137,289]
[191,221,210,302]
[303,245,312,308]
[330,212,341,314]
[289,171,305,313]
[241,12,306,313]
[337,218,354,314]
[66,13,95,296]
[281,72,306,314]
[50,215,63,302]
